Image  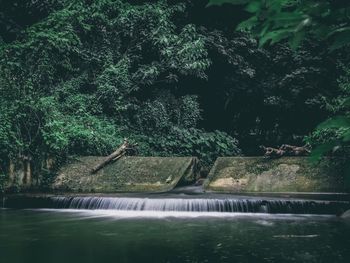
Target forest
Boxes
[0,0,349,187]
[1,2,350,263]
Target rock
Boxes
[165,176,172,184]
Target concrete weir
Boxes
[204,157,349,193]
[52,156,198,193]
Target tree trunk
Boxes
[91,140,129,174]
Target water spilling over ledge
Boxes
[3,196,350,215]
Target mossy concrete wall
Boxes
[204,157,349,193]
[52,156,198,193]
[1,157,55,192]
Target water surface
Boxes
[1,209,350,263]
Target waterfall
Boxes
[3,196,349,215]
[47,196,350,215]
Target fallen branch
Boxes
[260,146,285,158]
[91,139,137,174]
[260,144,311,158]
[280,144,311,156]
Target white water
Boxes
[51,196,348,214]
[36,209,336,220]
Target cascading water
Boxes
[50,197,350,214]
[2,196,346,215]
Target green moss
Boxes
[205,157,349,193]
[53,156,198,193]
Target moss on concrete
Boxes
[204,157,349,193]
[52,156,198,193]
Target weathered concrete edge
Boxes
[51,156,199,193]
[204,156,349,193]
[111,157,197,193]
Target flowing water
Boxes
[4,194,350,214]
[1,193,350,263]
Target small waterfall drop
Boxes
[48,196,350,215]
[3,195,349,215]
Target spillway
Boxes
[3,195,350,215]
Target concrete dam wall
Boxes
[52,156,198,193]
[2,156,348,193]
[204,157,349,193]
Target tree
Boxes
[208,0,350,51]
[208,0,350,163]
[0,0,240,174]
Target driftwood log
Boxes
[260,146,285,158]
[280,144,311,156]
[260,144,311,158]
[91,139,137,174]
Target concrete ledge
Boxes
[52,156,198,193]
[204,157,349,193]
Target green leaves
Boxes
[237,16,258,31]
[259,29,293,47]
[329,27,350,51]
[208,0,350,172]
[210,0,350,51]
[157,24,211,78]
[309,141,338,162]
[305,63,350,162]
[207,0,249,6]
[0,0,228,167]
[245,1,261,13]
[142,127,241,165]
[318,116,350,130]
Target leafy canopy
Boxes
[209,0,350,172]
[208,0,350,51]
[0,0,238,169]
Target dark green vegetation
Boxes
[208,0,350,172]
[0,0,349,186]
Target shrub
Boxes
[133,127,241,166]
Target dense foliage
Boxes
[0,0,241,172]
[209,0,350,172]
[209,0,350,51]
[0,0,349,183]
[305,63,350,161]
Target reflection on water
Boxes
[1,209,350,263]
